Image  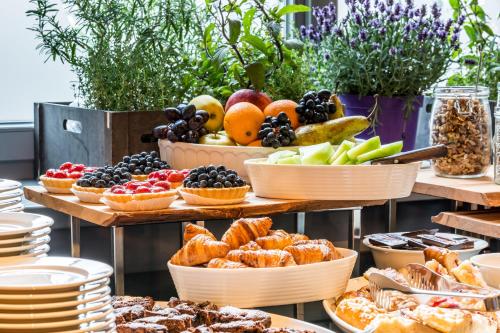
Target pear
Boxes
[293,116,369,146]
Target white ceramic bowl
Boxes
[158,140,299,180]
[168,248,357,308]
[244,159,420,200]
[471,253,500,289]
[363,235,489,270]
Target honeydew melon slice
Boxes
[328,140,355,164]
[277,155,302,164]
[356,141,404,164]
[346,136,381,160]
[299,142,334,165]
[331,151,351,165]
[267,150,297,164]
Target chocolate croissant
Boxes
[239,241,261,251]
[207,258,248,269]
[255,230,293,250]
[284,243,333,265]
[170,234,229,266]
[226,249,296,268]
[423,246,460,272]
[293,239,342,259]
[184,224,216,243]
[221,217,272,249]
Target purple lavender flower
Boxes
[387,0,394,6]
[313,6,320,18]
[451,33,459,45]
[389,47,397,55]
[363,0,371,11]
[300,25,307,38]
[359,29,368,41]
[413,8,420,17]
[418,28,428,41]
[324,52,331,61]
[354,12,362,25]
[393,3,402,15]
[350,38,357,47]
[333,26,343,37]
[405,0,413,8]
[457,14,465,25]
[431,3,441,19]
[437,29,447,40]
[427,31,434,39]
[372,42,380,49]
[370,19,381,28]
[420,4,427,16]
[453,23,460,34]
[379,27,387,35]
[444,19,452,31]
[328,2,336,14]
[378,1,386,13]
[404,23,412,34]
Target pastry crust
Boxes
[39,175,76,193]
[283,243,333,265]
[239,241,261,251]
[424,246,460,272]
[255,230,293,250]
[170,235,230,266]
[451,260,488,288]
[335,297,385,330]
[225,249,296,268]
[184,224,216,243]
[221,217,272,249]
[411,305,472,333]
[207,258,248,269]
[181,186,250,200]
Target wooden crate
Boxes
[34,102,165,175]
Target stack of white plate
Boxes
[0,256,114,332]
[0,179,23,213]
[0,212,54,259]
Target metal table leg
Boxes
[349,209,362,276]
[294,212,306,320]
[388,199,397,232]
[112,226,125,296]
[70,216,81,258]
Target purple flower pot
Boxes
[340,95,423,151]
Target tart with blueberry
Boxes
[40,162,94,193]
[118,151,171,181]
[71,166,133,203]
[179,165,249,204]
[147,169,190,189]
[101,180,177,211]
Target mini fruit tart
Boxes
[179,165,249,205]
[71,165,133,203]
[101,181,177,211]
[40,162,94,194]
[147,169,190,189]
[116,151,171,181]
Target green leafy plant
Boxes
[27,0,202,111]
[200,0,311,99]
[447,0,500,101]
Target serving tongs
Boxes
[368,263,500,312]
[371,144,448,165]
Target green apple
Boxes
[346,136,381,160]
[199,133,236,146]
[190,95,225,132]
[356,141,403,164]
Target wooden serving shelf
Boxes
[432,210,500,239]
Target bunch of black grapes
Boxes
[257,112,296,148]
[295,89,337,124]
[153,104,209,143]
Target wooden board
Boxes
[412,168,500,207]
[24,186,385,227]
[432,210,500,238]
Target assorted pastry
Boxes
[170,217,342,268]
[334,246,499,333]
[40,162,95,193]
[366,229,475,250]
[112,296,314,333]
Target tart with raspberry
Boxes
[40,162,94,194]
[147,169,190,189]
[117,151,171,181]
[71,165,133,203]
[179,165,249,205]
[101,180,177,211]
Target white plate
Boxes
[0,286,110,310]
[169,248,357,308]
[0,180,21,193]
[0,235,50,253]
[363,234,489,269]
[0,256,113,291]
[66,315,116,333]
[0,197,22,208]
[179,189,248,206]
[270,313,335,333]
[0,227,50,246]
[0,189,23,201]
[0,306,113,330]
[244,159,420,200]
[0,244,50,260]
[0,213,53,237]
[0,278,109,300]
[0,296,111,319]
[0,204,24,213]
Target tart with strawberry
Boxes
[147,169,190,189]
[179,165,250,205]
[71,165,133,203]
[101,180,177,211]
[40,162,95,194]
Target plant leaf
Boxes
[245,62,265,91]
[228,18,241,45]
[204,22,215,44]
[479,22,494,36]
[284,38,304,51]
[449,0,459,10]
[242,8,256,35]
[241,35,268,55]
[276,4,310,17]
[463,25,476,42]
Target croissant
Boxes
[221,217,272,249]
[284,243,333,264]
[207,258,248,269]
[423,246,460,272]
[239,241,261,251]
[226,249,296,268]
[184,223,216,243]
[255,230,293,250]
[293,239,342,259]
[170,234,229,266]
[290,233,310,243]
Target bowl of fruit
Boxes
[155,90,369,180]
[244,137,421,201]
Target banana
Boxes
[292,116,369,146]
[328,94,345,120]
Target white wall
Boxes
[0,0,74,122]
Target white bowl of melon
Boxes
[244,137,420,200]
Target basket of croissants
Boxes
[167,217,358,308]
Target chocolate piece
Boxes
[115,305,146,324]
[406,238,428,249]
[218,306,271,328]
[136,314,194,333]
[210,320,266,333]
[112,296,155,311]
[367,234,407,249]
[401,229,438,238]
[418,234,474,249]
[116,322,167,333]
[145,307,181,317]
[182,325,214,333]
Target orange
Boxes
[247,139,263,147]
[263,100,300,129]
[224,102,265,145]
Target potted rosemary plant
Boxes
[302,0,463,150]
[27,0,201,170]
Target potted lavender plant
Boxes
[301,0,463,150]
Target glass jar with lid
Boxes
[494,83,500,184]
[430,86,491,178]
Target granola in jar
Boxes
[430,87,491,178]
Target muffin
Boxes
[40,162,94,194]
[117,151,171,181]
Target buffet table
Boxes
[24,185,385,296]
